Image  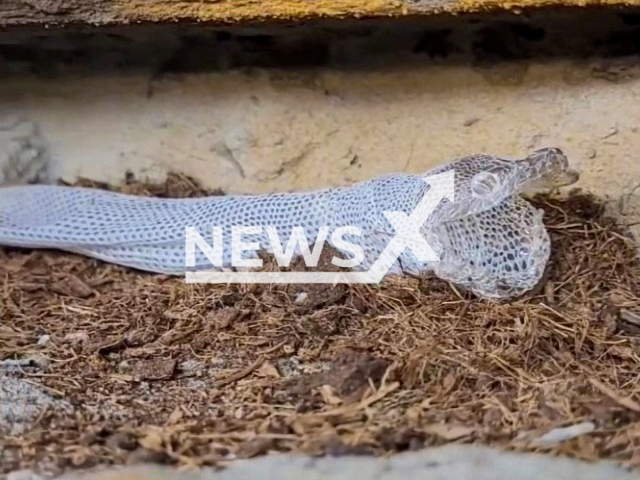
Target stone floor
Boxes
[10,446,640,480]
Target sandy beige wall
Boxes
[2,59,639,199]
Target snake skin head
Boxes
[518,147,569,178]
[425,147,576,227]
[430,196,550,299]
[419,149,571,298]
[517,148,580,191]
[410,147,574,297]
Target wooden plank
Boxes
[1,0,639,28]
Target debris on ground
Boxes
[0,174,639,476]
[0,374,72,436]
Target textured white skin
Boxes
[0,148,573,298]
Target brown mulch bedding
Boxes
[1,174,640,476]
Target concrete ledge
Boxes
[3,0,640,28]
[40,446,640,480]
